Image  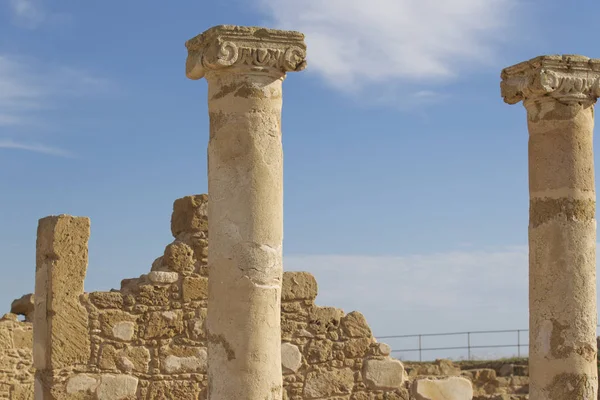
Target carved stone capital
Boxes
[185,25,307,80]
[501,55,600,105]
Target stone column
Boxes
[501,55,600,399]
[185,25,307,400]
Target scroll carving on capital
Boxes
[501,55,600,105]
[185,25,307,80]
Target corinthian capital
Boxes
[185,25,307,80]
[501,55,600,105]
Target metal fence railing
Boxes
[376,329,528,362]
[377,325,600,362]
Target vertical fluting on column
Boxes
[501,55,600,400]
[185,25,307,400]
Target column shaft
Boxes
[206,70,284,400]
[526,98,597,399]
[501,55,600,400]
[185,25,307,400]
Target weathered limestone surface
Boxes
[501,55,600,400]
[18,195,406,399]
[34,215,91,399]
[412,377,473,400]
[185,25,307,400]
[0,313,34,399]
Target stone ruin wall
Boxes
[5,194,432,400]
[0,308,33,400]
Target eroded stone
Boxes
[413,377,474,400]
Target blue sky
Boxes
[1,0,600,361]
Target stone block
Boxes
[308,306,344,334]
[98,310,137,340]
[160,347,207,374]
[412,377,474,400]
[282,271,318,301]
[66,374,98,395]
[12,327,33,349]
[182,276,208,301]
[303,367,355,398]
[89,292,124,309]
[281,342,302,373]
[344,337,372,358]
[96,374,138,400]
[11,294,34,322]
[171,195,208,237]
[142,310,184,339]
[163,242,195,274]
[306,339,333,364]
[148,271,179,284]
[145,380,202,400]
[363,358,406,390]
[341,311,372,338]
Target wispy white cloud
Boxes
[8,0,46,28]
[0,54,113,155]
[260,0,522,103]
[0,138,72,157]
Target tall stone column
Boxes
[501,55,600,399]
[185,25,307,400]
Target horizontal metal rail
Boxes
[377,325,600,362]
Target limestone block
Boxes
[11,294,34,322]
[148,271,179,284]
[135,284,171,306]
[96,374,138,400]
[308,306,344,334]
[282,271,318,301]
[142,310,184,339]
[303,367,355,398]
[344,337,372,358]
[99,310,137,340]
[163,242,195,274]
[374,342,392,356]
[12,327,33,349]
[161,348,207,374]
[171,195,208,237]
[145,380,202,399]
[181,276,208,301]
[341,311,372,338]
[281,342,302,373]
[363,358,406,390]
[412,377,474,400]
[66,374,98,394]
[90,292,124,309]
[112,321,135,341]
[99,344,150,373]
[177,232,208,261]
[306,339,333,363]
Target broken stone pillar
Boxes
[33,215,90,399]
[185,25,307,400]
[501,55,600,399]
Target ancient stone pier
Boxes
[501,55,600,399]
[185,25,307,400]
[33,215,91,399]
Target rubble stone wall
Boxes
[24,194,410,400]
[0,315,33,400]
